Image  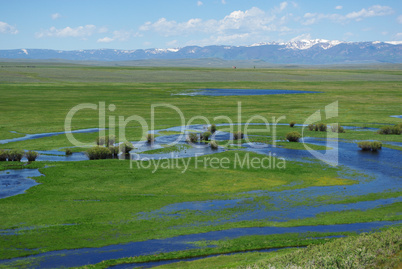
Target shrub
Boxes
[147,133,155,144]
[233,131,244,140]
[8,150,24,162]
[317,123,327,132]
[187,133,198,143]
[105,135,116,147]
[378,124,401,135]
[109,146,119,157]
[358,141,382,151]
[65,148,73,155]
[286,131,301,142]
[25,151,39,162]
[96,136,105,146]
[0,150,8,161]
[289,121,296,127]
[86,146,112,160]
[210,140,219,150]
[330,124,345,133]
[201,131,212,141]
[119,141,134,154]
[308,124,315,131]
[208,124,217,133]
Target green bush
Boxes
[308,124,315,131]
[86,146,112,160]
[317,123,327,132]
[109,146,119,157]
[96,136,105,146]
[0,149,8,161]
[233,131,244,140]
[378,124,401,135]
[119,141,134,154]
[105,135,116,146]
[286,131,301,142]
[25,151,39,162]
[201,131,212,141]
[289,121,296,127]
[65,148,73,155]
[210,140,219,150]
[8,150,24,162]
[187,133,198,143]
[147,133,155,144]
[208,124,217,133]
[330,124,345,133]
[358,141,382,151]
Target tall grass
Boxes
[378,123,402,135]
[209,124,217,133]
[86,147,112,160]
[65,148,73,155]
[201,131,212,141]
[289,121,296,127]
[233,131,244,140]
[210,140,219,150]
[286,131,301,142]
[0,149,7,161]
[358,141,382,151]
[119,141,134,154]
[147,134,155,144]
[187,133,198,143]
[25,151,39,162]
[7,150,24,162]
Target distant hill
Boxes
[1,39,401,65]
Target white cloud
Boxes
[345,5,394,21]
[335,6,343,10]
[97,37,113,43]
[302,5,394,25]
[97,30,138,43]
[36,25,96,38]
[221,0,226,4]
[51,13,62,20]
[0,21,18,34]
[397,15,402,24]
[197,1,203,6]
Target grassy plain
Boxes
[0,64,401,267]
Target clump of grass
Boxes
[317,123,327,132]
[95,136,105,146]
[186,133,198,143]
[210,140,219,150]
[330,124,345,133]
[289,121,296,127]
[378,124,401,135]
[25,151,39,162]
[105,135,116,146]
[201,131,212,141]
[119,141,134,154]
[208,124,217,133]
[233,131,244,140]
[86,146,112,160]
[308,124,315,131]
[286,131,301,142]
[65,148,73,155]
[0,149,7,161]
[358,141,382,151]
[7,150,24,162]
[147,133,155,144]
[109,146,119,157]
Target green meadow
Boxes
[0,64,401,268]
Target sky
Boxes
[0,0,401,50]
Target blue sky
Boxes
[0,0,401,50]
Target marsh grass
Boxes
[289,121,296,127]
[358,141,382,151]
[25,151,39,162]
[201,131,212,141]
[119,141,134,154]
[378,124,402,135]
[286,131,301,142]
[86,146,112,160]
[0,149,7,161]
[233,131,244,140]
[65,148,73,155]
[147,133,155,144]
[187,133,198,143]
[210,140,219,150]
[7,149,24,162]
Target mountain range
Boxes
[1,39,401,65]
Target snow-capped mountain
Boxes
[1,40,401,64]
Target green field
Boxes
[0,64,401,268]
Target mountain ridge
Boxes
[1,40,401,65]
